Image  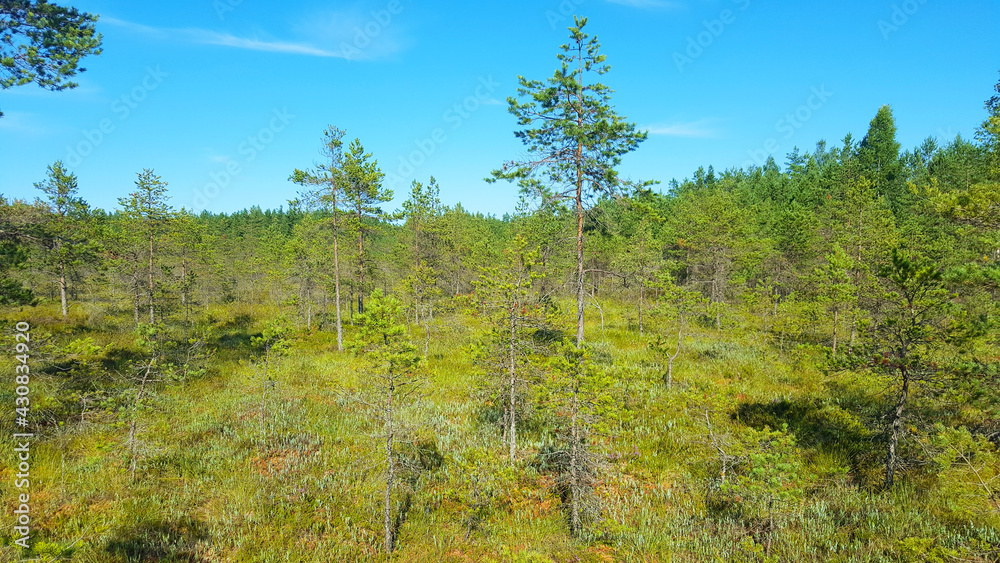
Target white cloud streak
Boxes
[189,29,344,57]
[102,17,350,59]
[644,119,720,138]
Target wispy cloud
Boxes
[606,0,685,9]
[292,8,409,61]
[189,29,343,57]
[644,118,720,138]
[103,17,354,59]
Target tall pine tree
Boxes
[490,15,648,345]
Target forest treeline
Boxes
[3,88,998,350]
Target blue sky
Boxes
[2,0,998,216]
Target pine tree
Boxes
[34,160,93,317]
[349,289,423,553]
[825,175,898,348]
[666,184,754,330]
[545,341,613,535]
[117,170,174,325]
[286,216,327,329]
[858,105,905,212]
[650,270,707,387]
[924,76,1000,229]
[813,244,856,355]
[400,263,440,359]
[976,71,1000,171]
[0,196,36,305]
[342,139,391,316]
[170,212,206,335]
[290,126,348,349]
[473,234,545,462]
[860,250,966,487]
[611,191,668,336]
[489,15,649,346]
[401,177,443,351]
[0,0,102,118]
[401,177,442,269]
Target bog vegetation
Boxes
[2,13,1000,563]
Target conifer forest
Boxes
[2,2,1000,561]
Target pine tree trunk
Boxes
[508,307,517,463]
[569,380,581,535]
[638,281,644,336]
[334,212,343,351]
[59,261,68,317]
[358,222,365,315]
[575,166,585,347]
[885,368,909,488]
[423,303,430,359]
[667,319,682,388]
[384,382,395,553]
[414,224,420,271]
[832,308,839,355]
[260,349,270,445]
[148,232,155,324]
[574,50,586,347]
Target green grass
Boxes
[0,300,998,562]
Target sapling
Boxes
[651,271,707,387]
[473,234,547,462]
[251,318,291,447]
[348,289,424,553]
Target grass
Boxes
[0,299,997,562]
